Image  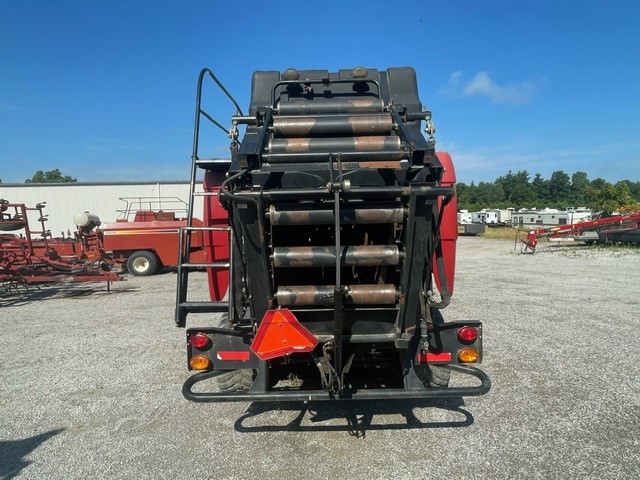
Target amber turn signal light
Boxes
[189,354,211,370]
[458,348,479,363]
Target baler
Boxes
[175,67,490,401]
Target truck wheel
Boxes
[217,369,255,392]
[425,362,451,388]
[126,250,159,276]
[214,314,256,393]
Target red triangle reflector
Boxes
[250,309,318,361]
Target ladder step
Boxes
[181,226,230,232]
[194,158,231,171]
[178,301,229,313]
[180,262,230,269]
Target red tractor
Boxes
[175,67,490,402]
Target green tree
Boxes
[471,181,505,207]
[456,182,472,207]
[586,180,634,215]
[589,178,608,190]
[621,180,640,203]
[570,171,589,206]
[25,169,77,183]
[496,170,534,207]
[531,173,549,205]
[456,170,638,212]
[548,170,571,206]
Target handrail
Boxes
[187,68,239,239]
[191,68,243,163]
[115,196,188,220]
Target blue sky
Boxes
[1,1,638,184]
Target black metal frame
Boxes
[183,365,491,403]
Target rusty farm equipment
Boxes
[0,199,121,289]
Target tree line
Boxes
[0,169,77,184]
[457,170,640,215]
[2,168,638,215]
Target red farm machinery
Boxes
[175,67,490,402]
[96,197,208,276]
[0,195,209,282]
[0,199,121,289]
[518,212,640,253]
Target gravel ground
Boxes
[1,237,639,479]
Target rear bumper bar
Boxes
[182,364,491,403]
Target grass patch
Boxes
[480,227,522,241]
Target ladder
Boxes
[174,69,243,327]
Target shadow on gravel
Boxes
[0,428,64,480]
[0,282,139,307]
[234,397,472,438]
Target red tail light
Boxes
[188,332,211,349]
[458,326,478,343]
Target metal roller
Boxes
[272,245,401,268]
[277,98,385,115]
[268,136,402,154]
[273,114,394,137]
[266,150,407,163]
[269,204,405,225]
[276,284,398,306]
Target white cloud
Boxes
[438,139,640,183]
[439,71,541,105]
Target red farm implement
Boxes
[0,200,121,289]
[517,212,640,253]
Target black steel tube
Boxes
[273,114,393,137]
[272,245,401,268]
[245,185,454,201]
[277,98,385,115]
[268,136,402,155]
[276,285,399,306]
[219,169,258,207]
[182,365,491,403]
[269,204,405,225]
[266,150,407,163]
[314,333,397,343]
[175,228,187,327]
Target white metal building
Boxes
[0,181,204,238]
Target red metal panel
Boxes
[203,171,230,301]
[434,151,457,296]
